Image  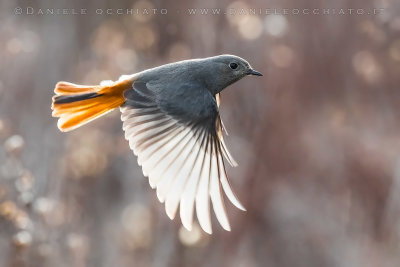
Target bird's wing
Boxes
[120,81,244,234]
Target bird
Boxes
[51,55,263,234]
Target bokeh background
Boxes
[1,0,400,266]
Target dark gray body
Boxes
[135,55,251,95]
[124,55,260,130]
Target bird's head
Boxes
[202,54,263,94]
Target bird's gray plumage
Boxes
[135,54,258,94]
[119,55,261,233]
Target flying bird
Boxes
[51,55,263,234]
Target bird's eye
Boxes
[229,62,238,69]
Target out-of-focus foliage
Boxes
[1,0,400,266]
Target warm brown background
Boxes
[1,0,400,266]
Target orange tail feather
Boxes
[51,79,132,132]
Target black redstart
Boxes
[52,55,262,234]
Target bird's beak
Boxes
[248,69,263,76]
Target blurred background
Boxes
[1,0,400,266]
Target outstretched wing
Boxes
[120,80,245,234]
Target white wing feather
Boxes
[120,104,244,234]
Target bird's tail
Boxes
[51,79,132,132]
